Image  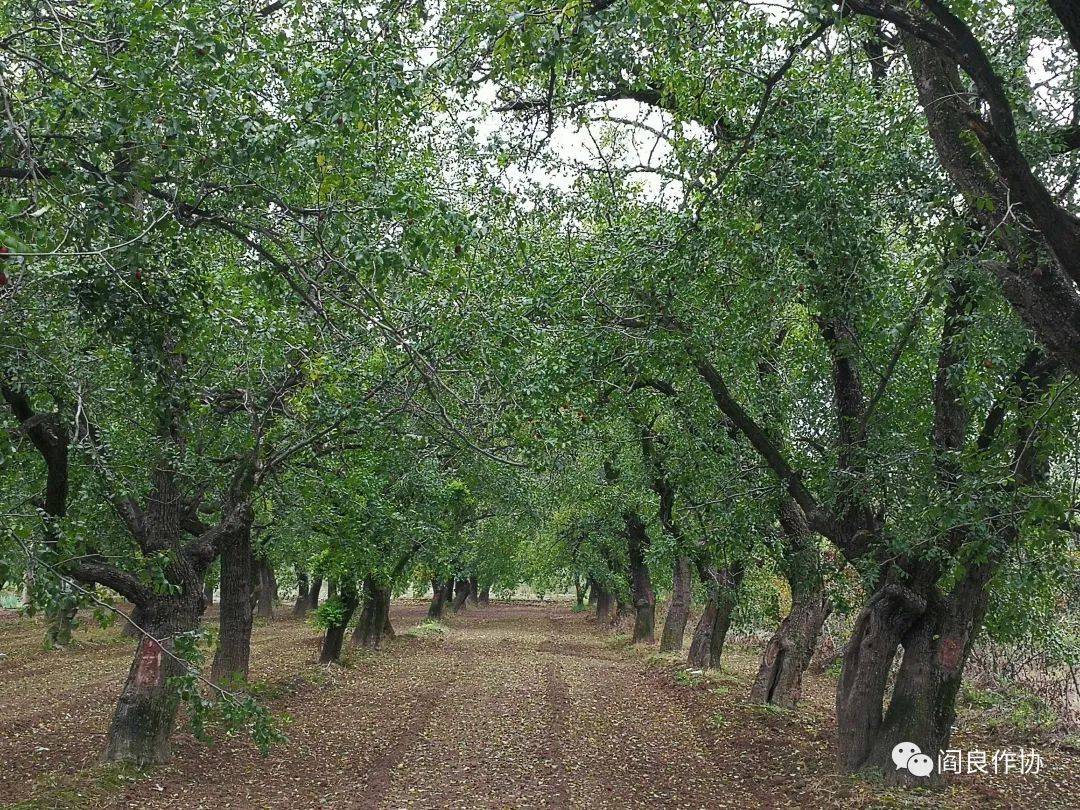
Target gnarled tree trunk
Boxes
[687,563,743,669]
[659,555,692,653]
[594,580,612,624]
[750,500,830,707]
[750,586,830,708]
[835,582,925,773]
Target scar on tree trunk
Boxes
[106,595,204,765]
[319,580,359,664]
[750,499,830,708]
[659,555,692,653]
[687,562,744,670]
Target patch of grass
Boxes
[674,668,704,687]
[962,683,1058,736]
[249,671,325,700]
[644,651,684,669]
[604,633,631,650]
[11,762,148,809]
[706,710,727,729]
[961,684,1000,709]
[403,619,446,639]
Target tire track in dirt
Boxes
[542,660,571,809]
[321,641,482,809]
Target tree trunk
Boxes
[211,519,255,683]
[659,555,692,653]
[687,597,717,669]
[586,576,598,606]
[203,577,214,606]
[687,563,743,669]
[750,586,831,708]
[293,569,310,617]
[837,569,990,784]
[319,580,359,664]
[594,581,612,624]
[574,576,585,608]
[255,559,275,619]
[478,583,490,605]
[835,582,924,773]
[451,578,470,612]
[307,575,323,611]
[428,578,450,620]
[750,500,831,707]
[468,576,479,605]
[625,512,655,643]
[105,596,202,764]
[352,577,391,649]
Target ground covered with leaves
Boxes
[0,602,1076,809]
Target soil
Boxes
[0,602,1076,808]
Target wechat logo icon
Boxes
[892,742,934,778]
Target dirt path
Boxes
[1,603,1077,808]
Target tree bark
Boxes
[594,580,612,624]
[625,512,655,643]
[750,499,831,707]
[468,576,479,605]
[292,569,310,617]
[255,558,276,619]
[451,578,470,612]
[750,586,830,708]
[659,555,692,653]
[307,575,323,611]
[478,583,491,605]
[351,577,391,649]
[835,582,925,773]
[211,518,255,683]
[428,578,450,620]
[105,592,203,764]
[319,580,359,664]
[687,563,743,669]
